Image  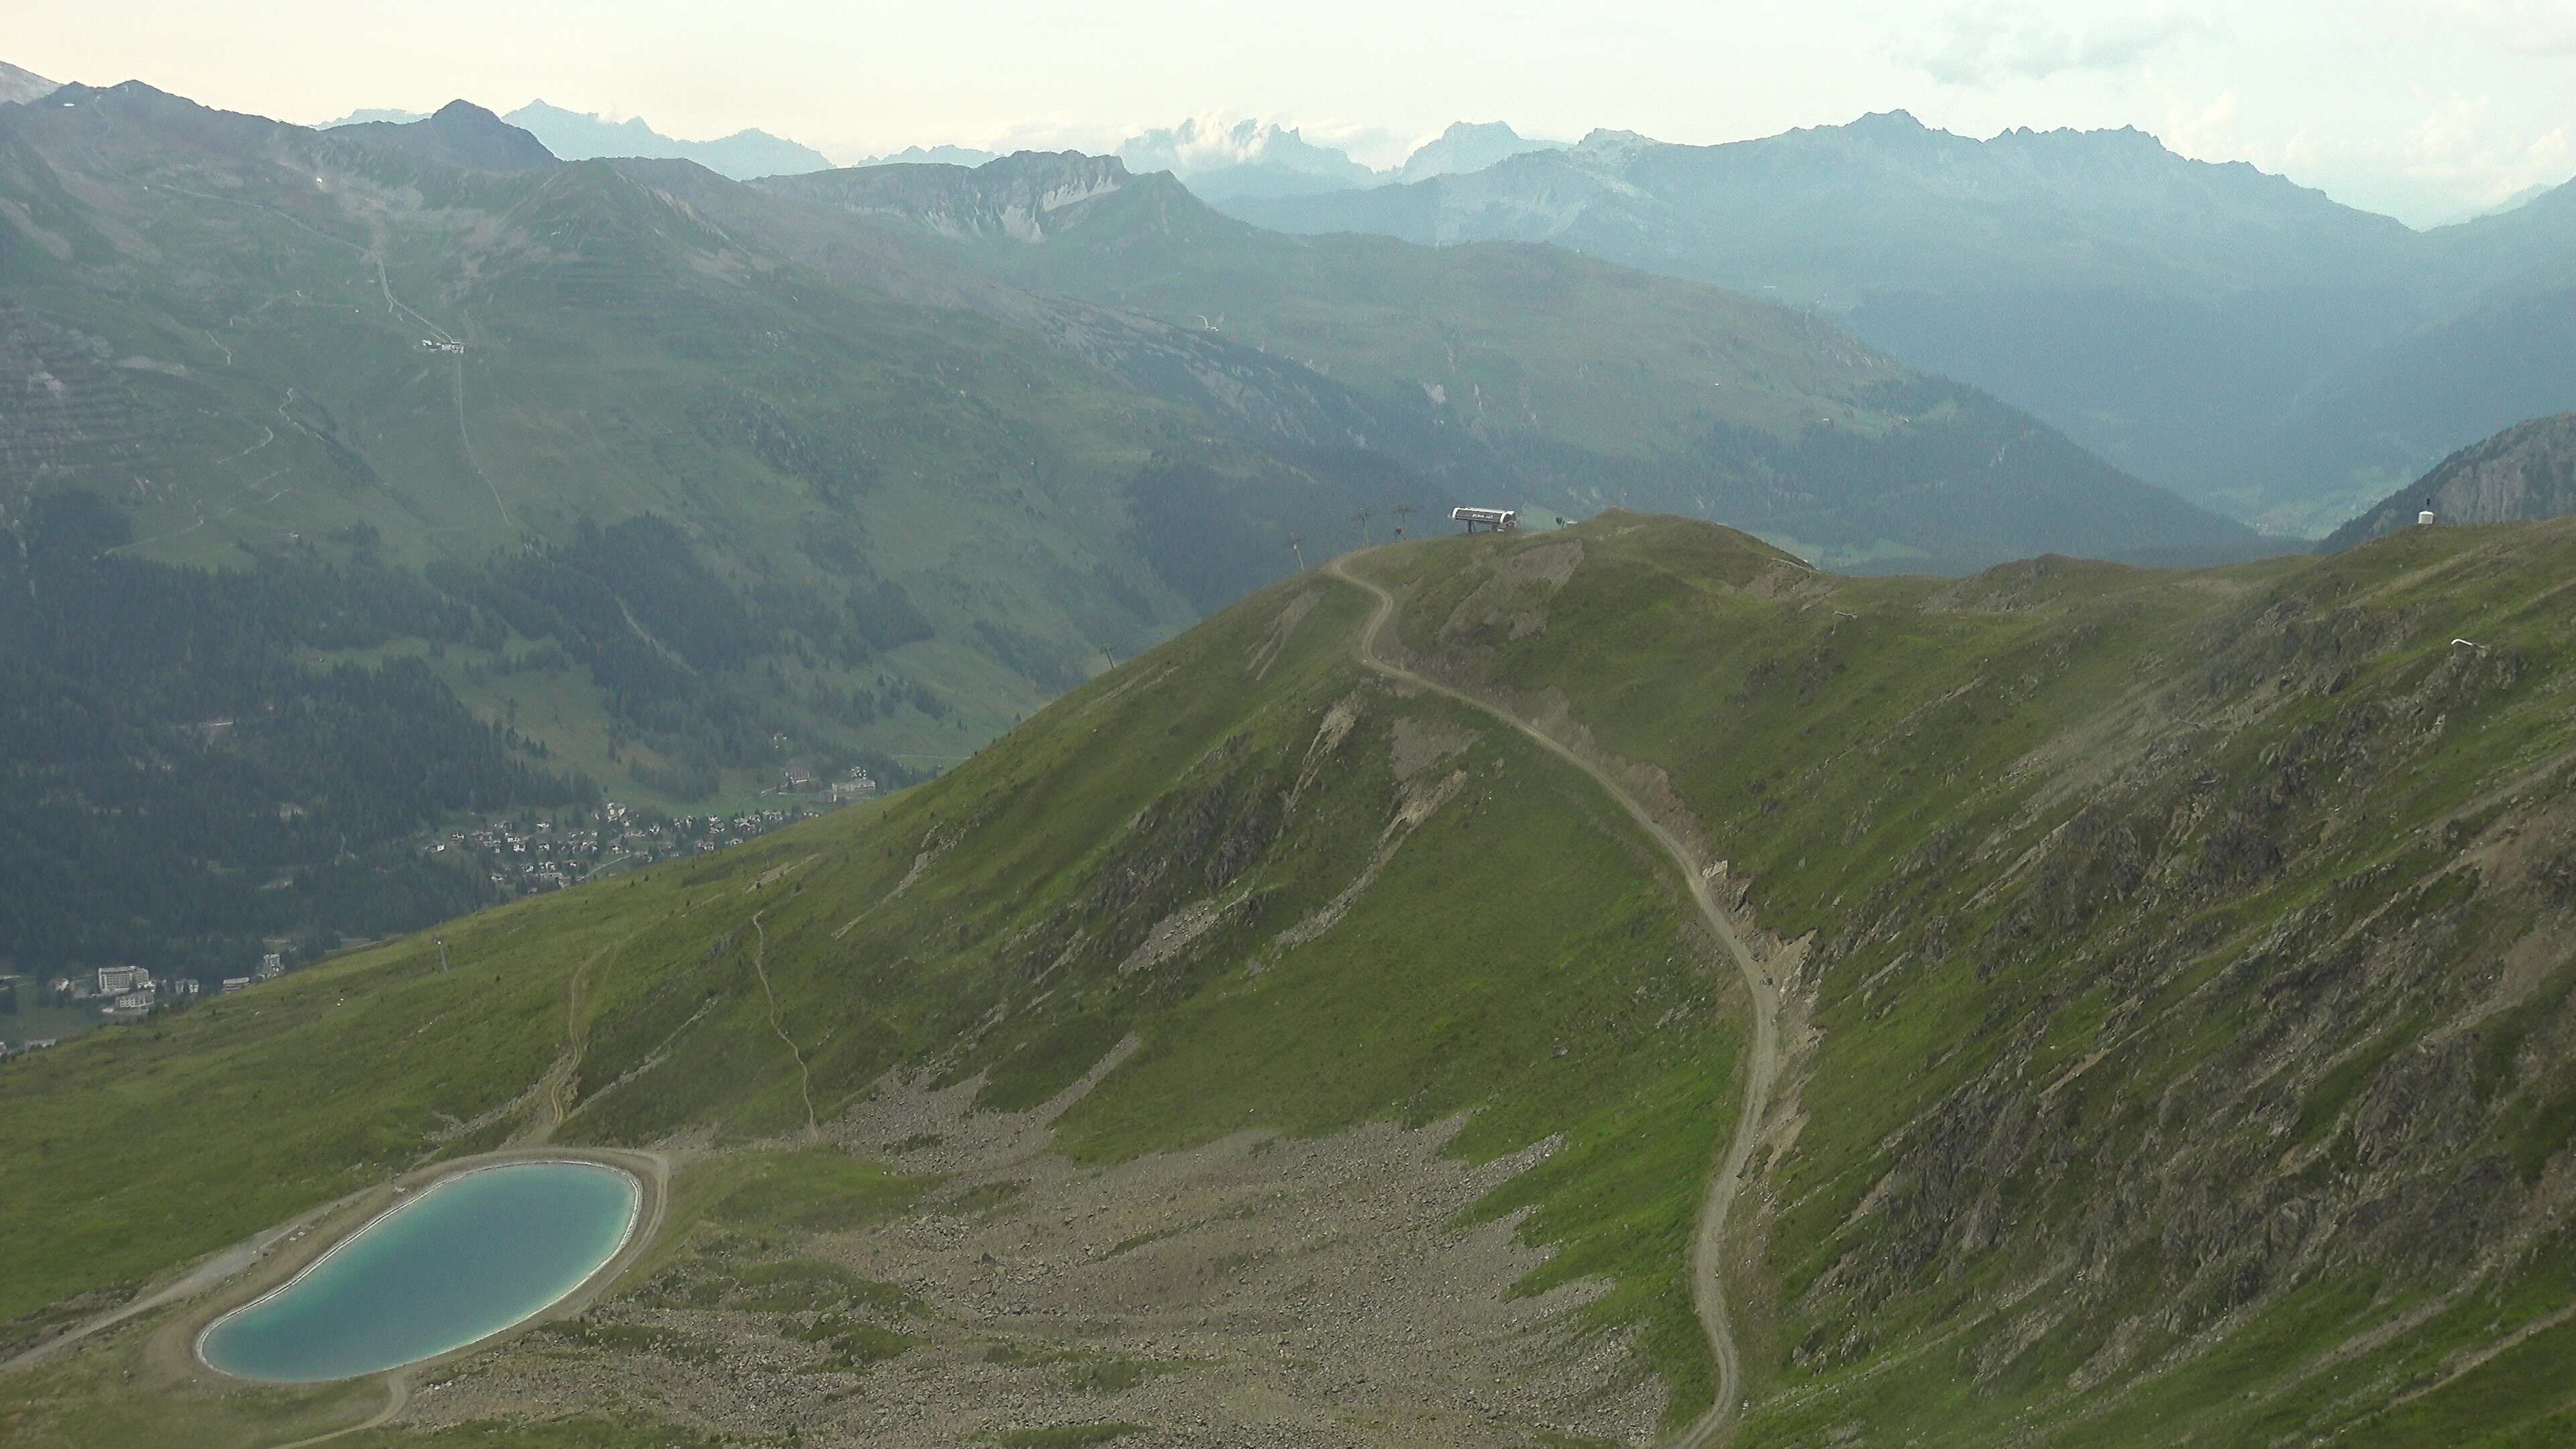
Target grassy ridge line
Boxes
[576,564,1756,1417]
[1330,551,1781,1445]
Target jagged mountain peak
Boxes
[1114,116,1377,201]
[851,142,1002,169]
[1574,126,1658,152]
[1852,107,1932,131]
[1397,120,1568,182]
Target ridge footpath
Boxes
[1331,551,1780,1445]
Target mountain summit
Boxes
[323,99,833,178]
[330,99,559,173]
[1396,120,1566,182]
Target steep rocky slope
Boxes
[0,60,54,105]
[2327,413,2576,549]
[6,515,2574,1447]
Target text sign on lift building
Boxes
[1452,506,1518,534]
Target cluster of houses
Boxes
[431,783,877,900]
[783,762,882,805]
[45,960,252,1022]
[3,952,296,1059]
[4,771,899,1061]
[55,963,171,1020]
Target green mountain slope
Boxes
[2325,413,2576,549]
[0,82,1484,978]
[7,514,2574,1447]
[1375,518,2576,1446]
[0,83,1193,743]
[762,152,2263,573]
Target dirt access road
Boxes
[1330,553,1781,1448]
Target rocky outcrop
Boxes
[762,152,1135,244]
[2326,412,2576,548]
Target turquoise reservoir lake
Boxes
[199,1161,639,1382]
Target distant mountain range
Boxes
[0,83,1436,969]
[2325,412,2576,549]
[1114,117,1376,201]
[849,143,1001,169]
[763,150,2260,572]
[1106,117,1564,199]
[49,65,2572,542]
[303,98,1574,200]
[317,98,832,178]
[1223,112,2576,539]
[0,80,2274,977]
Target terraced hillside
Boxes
[7,515,2575,1448]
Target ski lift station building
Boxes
[1452,506,1518,533]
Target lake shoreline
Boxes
[195,1157,645,1381]
[135,1144,670,1428]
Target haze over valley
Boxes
[6,15,2576,1448]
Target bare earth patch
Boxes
[400,1054,1663,1446]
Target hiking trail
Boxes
[1330,553,1781,1447]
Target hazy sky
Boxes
[15,1,2574,225]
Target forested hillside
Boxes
[0,491,588,979]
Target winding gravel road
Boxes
[1330,553,1781,1447]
